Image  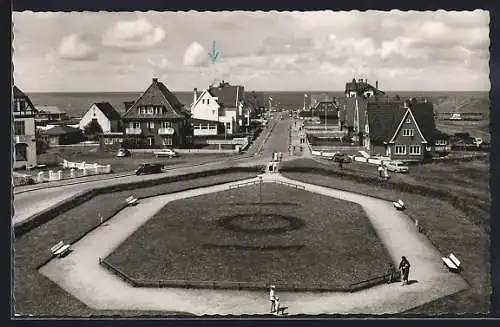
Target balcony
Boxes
[15,134,35,143]
[126,128,142,135]
[158,127,175,135]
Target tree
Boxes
[84,119,103,137]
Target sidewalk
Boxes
[285,119,312,160]
[40,174,468,315]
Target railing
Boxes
[229,180,260,189]
[271,180,306,190]
[125,128,142,135]
[158,127,174,135]
[100,258,396,292]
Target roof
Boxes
[36,105,66,114]
[93,102,121,121]
[313,101,338,111]
[408,101,438,142]
[42,125,81,136]
[345,78,385,96]
[13,85,37,112]
[344,97,368,130]
[123,78,189,120]
[367,101,406,143]
[208,81,244,108]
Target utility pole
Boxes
[259,175,263,216]
[324,105,327,131]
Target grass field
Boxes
[14,171,256,316]
[280,159,490,314]
[105,183,392,290]
[33,146,232,174]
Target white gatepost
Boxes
[57,170,63,180]
[37,171,44,183]
[106,165,111,173]
[70,168,75,178]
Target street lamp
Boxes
[259,175,263,216]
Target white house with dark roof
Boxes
[13,86,38,169]
[79,102,121,133]
[190,81,248,135]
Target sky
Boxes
[12,10,490,92]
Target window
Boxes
[104,138,113,145]
[435,140,447,145]
[402,129,414,137]
[207,99,210,105]
[147,107,154,115]
[161,121,171,128]
[14,121,25,135]
[212,110,216,115]
[406,117,412,124]
[15,143,28,162]
[409,145,421,155]
[162,136,172,146]
[147,121,155,130]
[394,145,406,155]
[129,122,140,128]
[202,99,205,104]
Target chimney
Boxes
[193,88,198,104]
[376,80,379,90]
[152,78,158,83]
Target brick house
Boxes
[365,98,450,161]
[121,78,192,148]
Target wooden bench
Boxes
[442,256,460,272]
[393,199,406,210]
[276,305,288,316]
[126,195,138,206]
[50,241,71,258]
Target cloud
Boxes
[57,34,98,61]
[102,19,166,51]
[183,42,207,67]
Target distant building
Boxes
[190,81,248,135]
[365,98,450,161]
[40,125,83,146]
[121,78,192,148]
[35,105,68,124]
[79,102,121,133]
[13,86,38,169]
[345,78,384,98]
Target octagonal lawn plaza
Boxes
[105,183,393,290]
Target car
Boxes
[384,161,409,173]
[153,148,178,158]
[116,148,131,157]
[329,153,353,163]
[135,163,164,175]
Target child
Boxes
[269,285,276,313]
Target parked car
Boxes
[384,161,409,173]
[153,148,178,158]
[135,163,164,175]
[329,153,353,163]
[116,148,131,157]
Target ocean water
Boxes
[27,90,491,141]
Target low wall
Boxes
[100,258,396,292]
[175,148,237,154]
[15,166,260,237]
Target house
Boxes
[365,98,450,161]
[345,78,384,98]
[190,81,247,135]
[13,86,38,169]
[35,105,68,124]
[121,78,192,148]
[311,99,339,119]
[191,118,224,136]
[79,102,121,133]
[40,125,84,146]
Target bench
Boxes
[126,195,138,206]
[442,257,460,272]
[449,253,461,270]
[50,241,71,258]
[393,199,406,210]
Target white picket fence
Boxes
[311,149,391,166]
[62,159,111,173]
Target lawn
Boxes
[105,183,392,290]
[280,159,490,314]
[34,146,233,174]
[14,171,256,317]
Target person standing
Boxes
[378,164,384,178]
[269,285,276,313]
[399,256,411,286]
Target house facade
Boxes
[190,81,247,135]
[365,99,450,161]
[35,105,68,124]
[13,86,37,169]
[79,102,121,133]
[121,78,192,148]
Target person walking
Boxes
[378,164,384,178]
[399,256,411,286]
[269,285,276,313]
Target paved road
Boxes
[40,173,468,315]
[13,119,289,225]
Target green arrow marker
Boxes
[208,40,219,64]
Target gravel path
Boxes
[39,173,468,315]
